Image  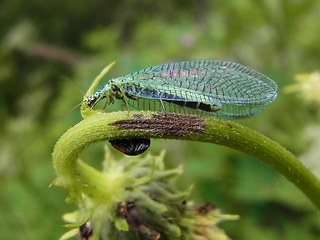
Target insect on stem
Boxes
[82,60,278,155]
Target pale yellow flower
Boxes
[285,71,320,103]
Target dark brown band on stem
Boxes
[110,113,206,137]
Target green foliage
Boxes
[1,0,320,239]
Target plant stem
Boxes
[52,111,320,210]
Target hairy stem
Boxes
[52,111,320,210]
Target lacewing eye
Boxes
[109,138,151,156]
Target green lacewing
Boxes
[84,59,277,119]
[85,60,278,155]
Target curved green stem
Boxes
[52,111,320,210]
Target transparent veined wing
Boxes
[115,60,278,107]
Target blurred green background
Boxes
[1,0,320,239]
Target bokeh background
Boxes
[1,0,320,239]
